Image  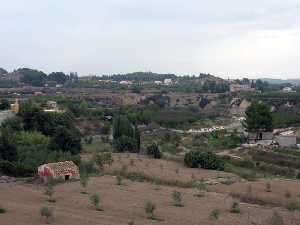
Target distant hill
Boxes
[260,78,300,85]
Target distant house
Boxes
[10,99,19,114]
[119,80,133,85]
[230,83,255,93]
[38,161,80,182]
[248,132,274,144]
[275,135,297,148]
[164,79,173,85]
[154,81,163,85]
[47,101,57,109]
[282,87,295,93]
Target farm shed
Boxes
[38,161,80,181]
[275,135,297,148]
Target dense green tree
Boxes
[244,102,273,139]
[18,68,47,86]
[48,72,68,84]
[0,99,10,110]
[113,115,134,140]
[147,143,162,159]
[0,68,8,75]
[114,135,138,152]
[48,126,81,154]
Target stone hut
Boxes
[38,161,80,182]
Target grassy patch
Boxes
[107,169,196,188]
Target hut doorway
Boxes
[65,175,70,180]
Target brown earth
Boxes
[1,175,299,225]
[1,154,300,225]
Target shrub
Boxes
[116,175,123,185]
[285,190,292,199]
[268,210,284,225]
[145,201,156,220]
[40,206,54,224]
[79,160,98,175]
[209,209,220,220]
[172,191,183,207]
[184,151,225,170]
[147,143,162,159]
[0,160,34,177]
[230,201,240,214]
[93,152,113,170]
[80,172,89,194]
[0,207,6,214]
[265,182,272,192]
[89,193,102,211]
[286,199,299,211]
[195,178,206,197]
[44,183,55,203]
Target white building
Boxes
[164,79,173,85]
[154,81,163,85]
[282,87,295,93]
[119,80,133,85]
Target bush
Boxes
[286,199,299,211]
[80,172,89,194]
[172,191,183,207]
[116,175,123,185]
[285,190,292,199]
[79,160,98,175]
[89,193,102,211]
[114,136,138,153]
[147,143,162,159]
[209,209,220,220]
[0,160,34,177]
[265,182,272,192]
[0,207,6,214]
[44,183,55,203]
[145,201,156,220]
[184,151,225,170]
[40,206,54,224]
[93,152,113,170]
[268,210,284,225]
[230,201,240,214]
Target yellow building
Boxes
[10,99,19,114]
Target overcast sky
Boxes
[1,0,300,79]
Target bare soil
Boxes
[1,176,299,225]
[1,154,300,225]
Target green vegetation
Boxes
[184,151,225,170]
[44,183,55,203]
[244,101,273,136]
[0,99,10,110]
[40,206,54,224]
[0,103,81,176]
[0,206,6,214]
[146,143,162,159]
[113,115,140,152]
[145,201,156,220]
[89,193,102,211]
[209,209,220,220]
[268,210,284,225]
[230,201,240,214]
[116,175,123,185]
[80,172,89,194]
[172,191,184,207]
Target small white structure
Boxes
[154,81,163,85]
[282,87,295,93]
[164,79,173,85]
[119,80,133,85]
